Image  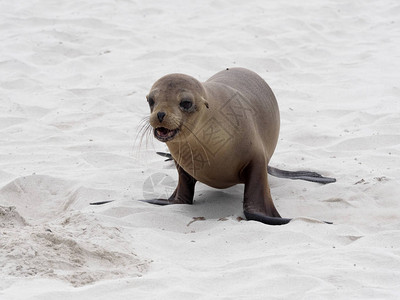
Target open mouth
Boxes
[154,127,179,142]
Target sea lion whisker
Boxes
[134,116,152,151]
[139,121,153,150]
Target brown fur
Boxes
[145,68,290,225]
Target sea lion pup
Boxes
[142,68,335,225]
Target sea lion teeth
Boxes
[154,127,179,142]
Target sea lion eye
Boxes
[179,99,193,111]
[147,97,155,108]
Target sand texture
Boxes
[1,0,400,299]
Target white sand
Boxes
[1,0,400,299]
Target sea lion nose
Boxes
[157,111,166,123]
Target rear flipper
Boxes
[156,151,173,161]
[157,152,337,184]
[267,166,336,184]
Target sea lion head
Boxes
[146,74,209,143]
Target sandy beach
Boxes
[1,0,400,299]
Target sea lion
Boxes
[141,68,335,225]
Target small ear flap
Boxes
[201,97,209,109]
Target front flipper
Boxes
[140,199,173,205]
[140,164,196,206]
[242,157,290,226]
[244,211,333,225]
[244,211,292,225]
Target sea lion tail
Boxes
[267,166,336,184]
